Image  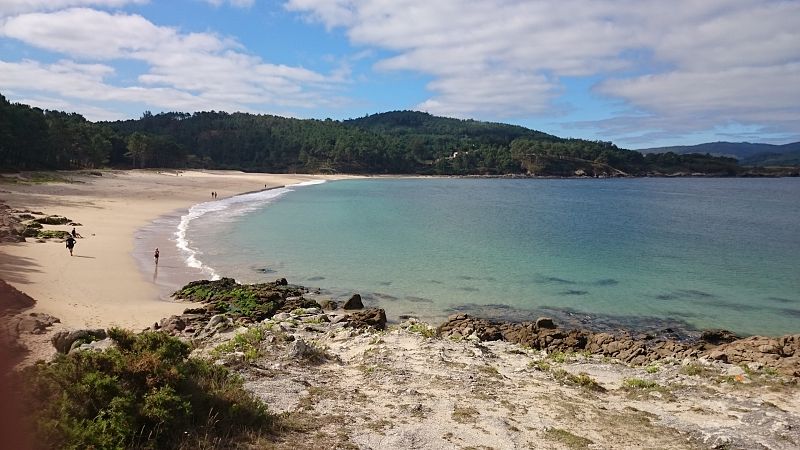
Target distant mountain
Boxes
[640,141,800,165]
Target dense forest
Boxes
[0,93,765,176]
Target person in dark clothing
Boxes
[154,248,160,265]
[65,236,76,256]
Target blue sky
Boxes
[1,0,798,149]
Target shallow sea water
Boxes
[181,177,800,336]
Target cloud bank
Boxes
[0,6,344,120]
[287,0,800,142]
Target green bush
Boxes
[18,328,272,449]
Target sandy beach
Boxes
[0,170,351,333]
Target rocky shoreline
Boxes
[59,277,797,379]
[6,277,800,448]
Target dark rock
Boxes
[52,329,107,354]
[159,315,186,333]
[345,308,386,330]
[535,317,557,329]
[343,294,364,310]
[34,215,71,225]
[276,278,288,286]
[700,329,738,345]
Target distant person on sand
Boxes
[65,236,76,256]
[71,227,78,238]
[154,248,159,265]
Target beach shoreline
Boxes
[0,170,355,360]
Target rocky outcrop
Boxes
[343,294,364,310]
[51,329,108,354]
[707,335,800,377]
[437,314,800,377]
[34,215,71,225]
[171,278,316,322]
[343,308,387,330]
[0,204,26,242]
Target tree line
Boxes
[0,93,741,176]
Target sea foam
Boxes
[175,180,326,280]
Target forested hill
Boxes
[345,111,557,142]
[0,93,767,176]
[641,141,800,163]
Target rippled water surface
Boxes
[183,178,800,335]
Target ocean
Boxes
[169,177,800,336]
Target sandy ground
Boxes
[0,170,353,356]
[195,311,800,450]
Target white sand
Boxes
[0,170,354,331]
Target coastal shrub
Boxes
[680,363,708,376]
[213,326,267,361]
[548,351,567,363]
[552,369,605,392]
[530,360,551,371]
[544,428,594,448]
[17,330,272,449]
[623,378,660,390]
[406,322,437,338]
[645,364,660,374]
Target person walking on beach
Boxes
[154,248,160,265]
[65,236,76,256]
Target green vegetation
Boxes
[544,428,594,448]
[623,378,660,390]
[35,230,72,239]
[17,328,272,449]
[1,94,753,176]
[172,278,315,321]
[680,363,709,376]
[406,322,437,338]
[530,360,551,371]
[552,369,605,392]
[645,364,660,374]
[212,326,268,361]
[547,350,568,363]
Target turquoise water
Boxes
[183,178,800,335]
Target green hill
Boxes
[0,94,750,176]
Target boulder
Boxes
[700,329,738,346]
[343,294,364,310]
[71,337,116,354]
[194,314,234,339]
[34,215,71,225]
[15,313,60,334]
[317,298,339,311]
[345,308,386,330]
[535,317,557,329]
[159,315,187,333]
[52,329,107,354]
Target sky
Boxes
[0,0,798,149]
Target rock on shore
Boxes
[438,314,800,377]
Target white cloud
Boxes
[0,8,346,118]
[203,0,255,8]
[0,0,146,16]
[286,0,800,142]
